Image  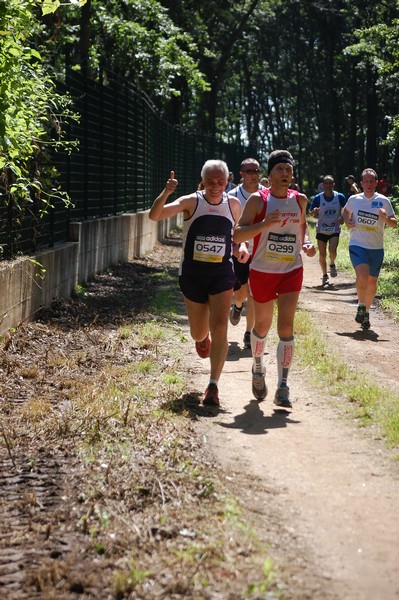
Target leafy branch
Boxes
[0,0,82,257]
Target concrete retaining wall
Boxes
[0,211,180,336]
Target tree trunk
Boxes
[366,65,378,168]
[79,0,91,77]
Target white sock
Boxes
[251,329,266,374]
[277,337,295,387]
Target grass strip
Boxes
[308,215,399,321]
[294,308,399,451]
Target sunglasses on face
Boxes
[242,168,260,174]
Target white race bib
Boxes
[264,232,296,263]
[193,234,226,263]
[320,224,336,233]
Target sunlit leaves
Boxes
[345,16,399,145]
[88,0,209,102]
[38,0,87,16]
[0,0,78,214]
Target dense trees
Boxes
[1,0,398,211]
[0,0,80,243]
[56,0,399,190]
[181,0,399,190]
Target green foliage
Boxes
[2,0,399,261]
[56,0,209,105]
[345,16,399,146]
[38,0,87,16]
[0,0,80,256]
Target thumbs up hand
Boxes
[166,170,178,193]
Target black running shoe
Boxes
[252,370,267,401]
[243,331,251,349]
[361,312,370,330]
[273,384,292,409]
[355,305,366,324]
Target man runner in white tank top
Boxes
[229,158,267,348]
[234,150,316,409]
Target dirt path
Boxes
[192,257,399,600]
[1,241,398,599]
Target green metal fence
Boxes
[0,67,253,260]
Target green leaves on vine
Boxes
[0,1,78,218]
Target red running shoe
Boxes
[203,383,219,406]
[195,335,210,358]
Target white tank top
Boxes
[317,191,342,234]
[250,189,304,274]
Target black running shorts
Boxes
[179,265,240,303]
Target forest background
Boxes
[1,0,399,252]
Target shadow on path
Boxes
[335,329,389,342]
[217,400,300,435]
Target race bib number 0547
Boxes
[193,234,226,263]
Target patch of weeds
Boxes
[247,558,277,597]
[134,359,157,374]
[163,372,185,396]
[197,478,215,498]
[150,288,178,316]
[73,283,87,297]
[295,308,399,446]
[48,354,83,370]
[114,562,152,598]
[19,366,40,379]
[135,319,166,348]
[117,324,133,340]
[21,397,52,422]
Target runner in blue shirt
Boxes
[309,175,346,286]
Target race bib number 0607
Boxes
[193,234,226,263]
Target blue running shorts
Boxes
[349,245,384,277]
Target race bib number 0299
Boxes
[264,232,296,263]
[193,234,226,263]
